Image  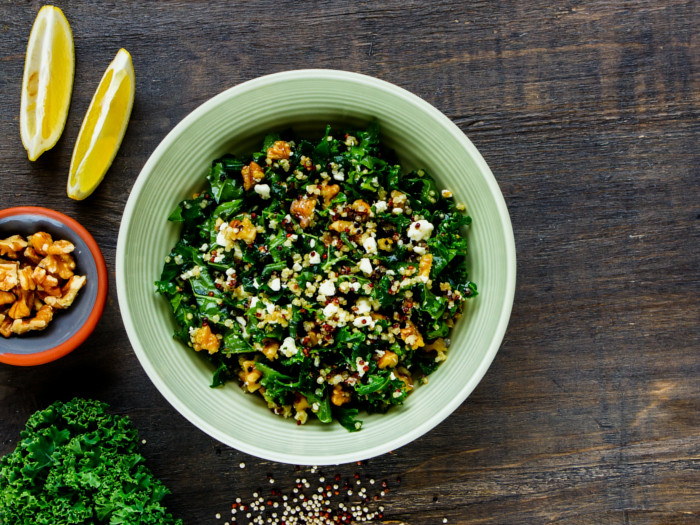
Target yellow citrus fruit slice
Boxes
[20,6,75,161]
[67,48,135,200]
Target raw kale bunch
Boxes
[0,398,182,525]
[156,123,477,431]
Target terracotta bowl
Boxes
[0,206,108,366]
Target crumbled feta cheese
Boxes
[323,302,339,318]
[269,277,281,291]
[319,280,336,296]
[374,200,387,213]
[355,297,371,315]
[253,278,260,289]
[216,228,231,250]
[280,337,298,357]
[359,258,373,275]
[293,262,303,272]
[266,303,275,314]
[413,245,427,255]
[353,316,376,329]
[309,251,321,264]
[254,184,271,199]
[407,220,434,242]
[309,239,316,248]
[269,219,278,229]
[362,236,377,254]
[355,357,367,378]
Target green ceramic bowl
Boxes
[116,70,515,465]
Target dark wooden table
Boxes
[1,1,698,523]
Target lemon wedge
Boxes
[67,48,135,200]
[20,6,75,161]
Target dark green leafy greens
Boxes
[0,398,181,525]
[156,123,477,431]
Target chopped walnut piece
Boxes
[351,199,371,219]
[239,358,262,392]
[8,289,34,319]
[225,217,257,245]
[23,246,43,265]
[39,254,76,280]
[328,220,360,236]
[10,305,53,335]
[46,239,75,255]
[0,235,28,258]
[261,339,280,360]
[0,291,16,306]
[33,296,43,311]
[0,317,11,338]
[44,275,86,309]
[18,266,36,290]
[28,232,53,256]
[36,285,63,300]
[293,393,310,413]
[320,182,340,208]
[418,253,433,279]
[241,161,265,191]
[266,140,291,161]
[32,266,60,290]
[290,195,317,229]
[400,320,425,350]
[331,384,351,406]
[189,324,220,354]
[377,350,399,369]
[0,262,19,291]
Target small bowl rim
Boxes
[0,206,108,366]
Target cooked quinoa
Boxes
[156,123,477,431]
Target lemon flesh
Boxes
[20,6,75,161]
[67,49,135,200]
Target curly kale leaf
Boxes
[0,398,181,525]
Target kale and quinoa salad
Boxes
[156,123,477,431]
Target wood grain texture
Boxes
[0,1,698,523]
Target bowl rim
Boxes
[0,206,108,366]
[117,69,516,464]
